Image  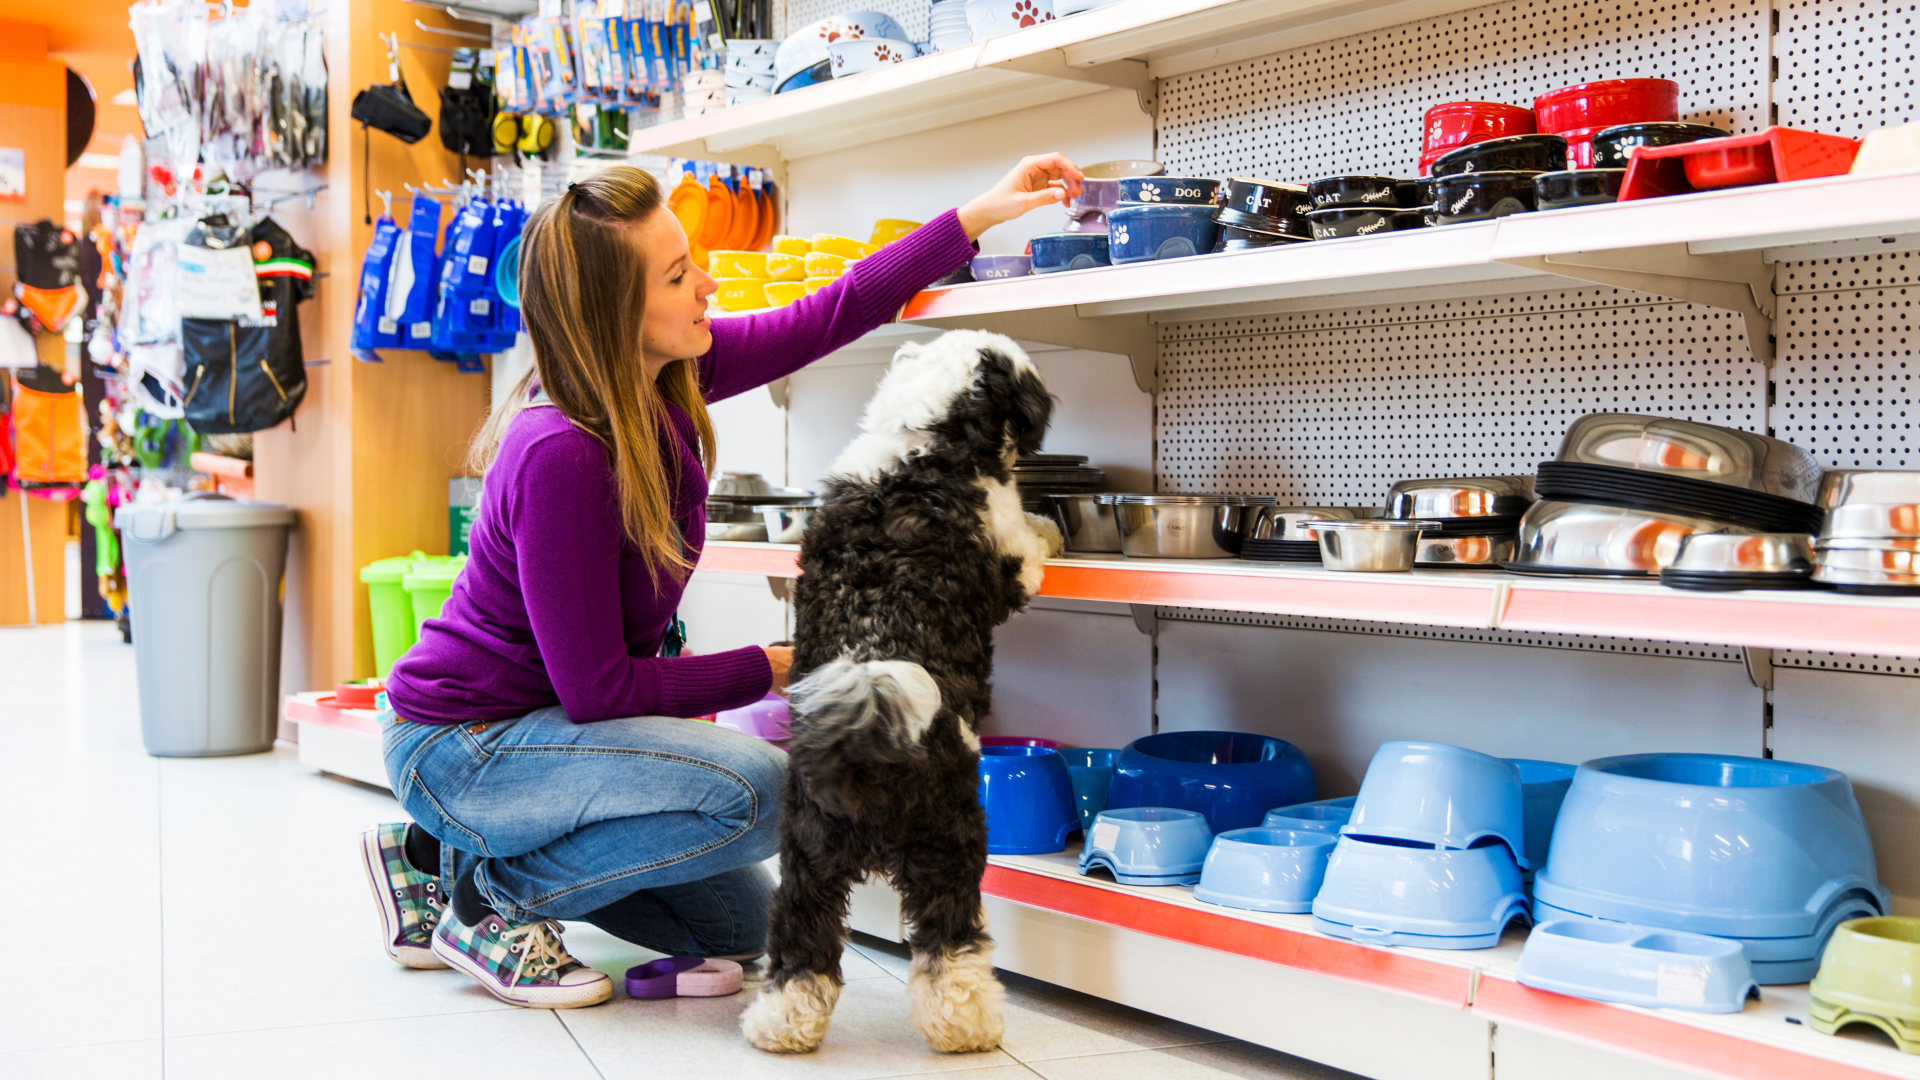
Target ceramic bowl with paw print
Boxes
[965,0,1055,40]
[1118,176,1220,206]
[828,37,915,77]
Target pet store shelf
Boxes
[624,0,1511,164]
[284,691,390,790]
[982,846,1920,1080]
[695,542,1920,657]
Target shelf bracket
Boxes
[1496,245,1775,362]
[1130,604,1159,635]
[1742,646,1775,691]
[909,308,1159,394]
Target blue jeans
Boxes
[379,707,787,957]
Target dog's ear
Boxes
[978,346,1054,456]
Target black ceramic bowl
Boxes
[1306,207,1427,239]
[1213,206,1308,238]
[1213,224,1308,251]
[1223,177,1311,221]
[1433,170,1540,223]
[1590,122,1729,168]
[1430,134,1568,177]
[1534,168,1626,210]
[1307,175,1424,210]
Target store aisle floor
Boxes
[1,623,1360,1080]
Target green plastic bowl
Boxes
[1811,917,1920,1053]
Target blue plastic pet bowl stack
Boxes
[1311,742,1532,949]
[1194,827,1339,912]
[1108,730,1316,833]
[1263,796,1356,833]
[1058,748,1118,832]
[1507,758,1576,873]
[1532,753,1889,984]
[1079,807,1213,885]
[977,745,1079,856]
[1517,919,1760,1013]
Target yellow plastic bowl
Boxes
[709,250,768,278]
[713,278,768,311]
[771,235,812,256]
[765,252,806,281]
[765,281,809,307]
[803,276,836,295]
[869,219,923,245]
[804,251,851,277]
[811,234,877,259]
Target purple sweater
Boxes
[385,211,976,724]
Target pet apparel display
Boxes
[13,221,86,335]
[180,217,315,434]
[438,48,497,158]
[11,366,87,491]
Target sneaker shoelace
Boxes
[501,919,576,985]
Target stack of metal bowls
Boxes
[707,472,818,541]
[1240,506,1380,562]
[1098,493,1275,558]
[1383,476,1534,568]
[1659,533,1818,590]
[1014,454,1105,513]
[1813,471,1920,594]
[1508,414,1825,577]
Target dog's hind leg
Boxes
[741,836,861,1053]
[894,822,1004,1052]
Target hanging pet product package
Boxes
[179,213,316,434]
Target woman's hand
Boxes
[763,645,794,696]
[957,154,1085,240]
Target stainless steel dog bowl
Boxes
[1101,494,1275,558]
[1816,545,1920,573]
[1386,476,1536,519]
[707,499,761,523]
[711,472,774,498]
[1506,500,1750,577]
[1312,519,1441,572]
[1414,534,1517,567]
[1817,470,1920,510]
[1555,413,1823,502]
[710,472,816,506]
[1821,502,1920,541]
[1049,494,1123,553]
[706,521,769,541]
[1670,532,1816,573]
[1244,506,1380,541]
[760,505,816,544]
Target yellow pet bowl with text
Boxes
[803,276,836,295]
[770,235,812,256]
[709,250,768,278]
[713,278,768,311]
[811,234,876,259]
[765,252,807,281]
[765,281,809,307]
[869,219,923,245]
[804,251,852,277]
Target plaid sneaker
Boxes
[360,823,449,969]
[431,908,613,1008]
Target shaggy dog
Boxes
[740,330,1061,1054]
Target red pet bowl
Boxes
[333,679,384,709]
[1619,127,1863,200]
[1534,79,1678,134]
[1556,126,1606,168]
[1422,101,1537,154]
[1682,142,1776,189]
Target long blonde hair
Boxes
[470,166,717,581]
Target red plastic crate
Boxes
[1619,126,1861,200]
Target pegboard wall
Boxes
[1159,608,1745,660]
[784,0,929,43]
[1773,248,1919,469]
[1775,0,1920,136]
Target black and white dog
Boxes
[740,330,1061,1054]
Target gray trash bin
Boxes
[115,493,297,757]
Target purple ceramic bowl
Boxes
[971,254,1032,280]
[1069,178,1122,213]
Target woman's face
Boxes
[636,207,717,378]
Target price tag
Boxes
[467,255,489,275]
[469,298,491,316]
[449,70,473,90]
[378,317,398,333]
[480,49,496,66]
[1656,964,1708,1005]
[1089,821,1120,853]
[412,321,432,337]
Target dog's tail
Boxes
[787,656,943,770]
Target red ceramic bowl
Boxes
[1682,142,1775,189]
[1534,79,1678,134]
[1423,101,1537,154]
[1557,126,1606,168]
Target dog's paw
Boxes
[909,946,1007,1053]
[1026,512,1066,559]
[740,973,841,1053]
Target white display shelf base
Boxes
[285,692,391,790]
[697,543,1920,658]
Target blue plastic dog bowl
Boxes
[1507,758,1575,871]
[495,235,522,307]
[1030,231,1111,274]
[977,745,1079,856]
[1344,741,1529,867]
[1533,753,1888,984]
[1263,796,1356,833]
[1109,730,1316,833]
[1312,834,1530,949]
[1079,807,1213,886]
[1109,204,1220,264]
[1195,827,1339,913]
[1517,919,1758,1014]
[1059,748,1117,833]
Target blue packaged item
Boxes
[977,746,1079,856]
[351,214,403,352]
[1194,827,1338,914]
[1517,919,1759,1014]
[1079,807,1212,886]
[1507,758,1575,872]
[1312,835,1530,949]
[1059,748,1117,833]
[1109,730,1315,834]
[1263,795,1356,833]
[1030,232,1110,274]
[1533,753,1888,984]
[446,197,498,299]
[1344,741,1529,867]
[395,195,443,350]
[1108,204,1219,264]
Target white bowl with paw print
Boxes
[965,0,1055,40]
[828,37,917,77]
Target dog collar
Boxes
[624,956,744,999]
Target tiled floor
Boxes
[1,622,1361,1080]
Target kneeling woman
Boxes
[362,158,1082,1008]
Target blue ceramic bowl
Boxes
[1059,748,1117,832]
[1030,232,1111,274]
[970,254,1031,280]
[1344,741,1528,867]
[1109,205,1221,265]
[1508,758,1575,871]
[1117,176,1220,206]
[977,745,1078,855]
[1534,753,1888,983]
[1311,835,1530,949]
[1195,827,1338,913]
[1517,919,1758,1013]
[1079,807,1213,885]
[1263,795,1356,833]
[1108,730,1315,833]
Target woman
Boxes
[361,155,1084,1009]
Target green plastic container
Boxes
[361,551,429,678]
[403,555,469,639]
[1811,916,1920,1053]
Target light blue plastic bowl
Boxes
[1079,807,1213,886]
[1263,796,1356,833]
[1533,753,1888,984]
[1517,918,1759,1013]
[1195,827,1339,913]
[977,745,1078,856]
[1344,741,1529,868]
[1507,758,1576,871]
[1311,835,1530,949]
[1059,748,1118,833]
[1109,730,1316,834]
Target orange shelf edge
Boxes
[1501,587,1920,657]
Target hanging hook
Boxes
[376,189,393,218]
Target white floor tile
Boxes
[849,932,914,979]
[164,1009,601,1079]
[1024,1041,1369,1080]
[0,956,163,1052]
[996,970,1228,1062]
[0,1038,163,1080]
